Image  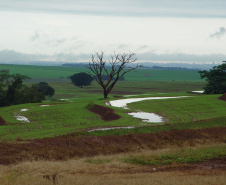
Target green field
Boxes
[0,64,225,141]
[0,82,225,140]
[0,64,225,185]
[0,64,203,81]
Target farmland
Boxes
[0,64,202,81]
[0,64,225,185]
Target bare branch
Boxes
[87,51,139,98]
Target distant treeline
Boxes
[151,65,200,71]
[62,63,86,68]
[62,63,200,71]
[94,75,125,81]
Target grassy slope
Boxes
[0,90,225,140]
[0,64,224,141]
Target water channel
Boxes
[106,96,189,123]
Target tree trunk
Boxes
[103,90,108,99]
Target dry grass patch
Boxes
[0,143,225,185]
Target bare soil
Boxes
[89,104,121,121]
[0,116,6,126]
[0,127,225,166]
[219,93,226,101]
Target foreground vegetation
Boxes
[0,64,225,184]
[0,143,225,185]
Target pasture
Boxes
[0,64,203,81]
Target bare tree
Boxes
[87,51,140,98]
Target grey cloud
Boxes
[1,0,226,18]
[210,27,226,38]
[0,49,225,64]
[30,31,69,47]
[0,49,47,62]
[137,52,226,63]
[30,31,40,42]
[117,44,128,49]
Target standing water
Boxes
[106,96,189,123]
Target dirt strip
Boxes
[0,116,6,126]
[89,104,121,121]
[0,127,225,165]
[219,93,226,101]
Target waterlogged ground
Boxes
[106,96,189,123]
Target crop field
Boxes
[0,64,203,81]
[0,64,225,185]
[0,79,219,141]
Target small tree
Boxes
[32,82,55,97]
[70,72,93,88]
[0,71,46,107]
[199,61,226,94]
[87,52,139,98]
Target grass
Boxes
[85,116,226,136]
[0,64,204,81]
[0,64,225,185]
[0,143,225,185]
[0,83,225,140]
[123,144,226,165]
[126,94,226,123]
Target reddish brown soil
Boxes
[0,127,225,166]
[0,116,6,126]
[117,157,226,174]
[219,93,226,101]
[89,104,121,121]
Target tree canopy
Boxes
[32,82,55,97]
[0,71,54,107]
[87,52,139,98]
[70,72,93,88]
[199,61,226,94]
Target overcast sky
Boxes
[0,0,226,63]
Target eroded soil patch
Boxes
[0,116,6,126]
[89,104,121,121]
[0,127,225,165]
[219,93,226,101]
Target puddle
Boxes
[60,99,73,102]
[123,94,151,97]
[106,96,189,123]
[107,96,188,109]
[123,95,139,97]
[128,112,164,123]
[14,116,30,122]
[21,109,29,112]
[88,126,135,132]
[40,105,50,107]
[192,91,204,94]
